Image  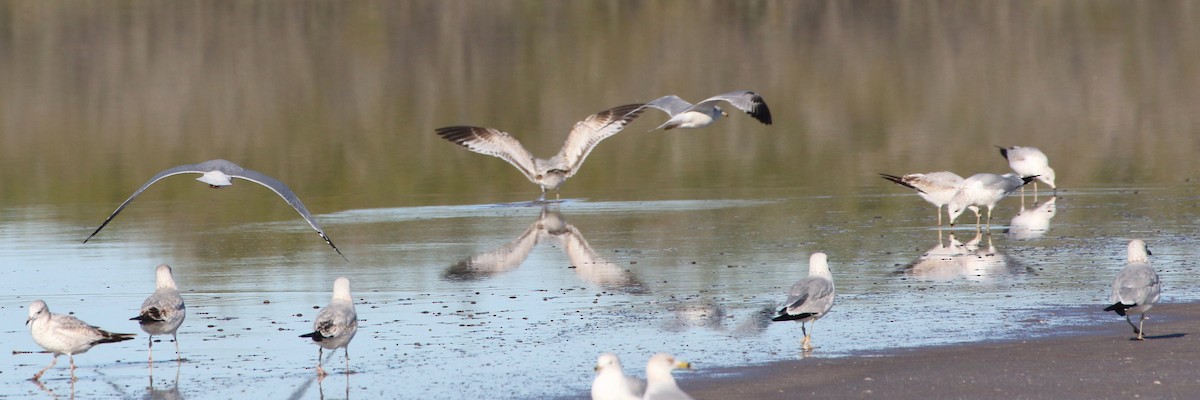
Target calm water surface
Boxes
[2,1,1200,399]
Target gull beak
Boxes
[594,365,601,372]
[676,361,692,370]
[721,111,729,117]
[26,316,33,326]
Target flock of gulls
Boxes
[22,90,1162,400]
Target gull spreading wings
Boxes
[637,90,772,130]
[82,159,344,258]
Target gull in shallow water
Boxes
[642,353,694,400]
[880,171,976,226]
[435,104,646,201]
[299,277,358,377]
[772,252,835,351]
[131,264,186,363]
[997,145,1056,197]
[1104,240,1160,340]
[947,173,1036,229]
[636,91,772,130]
[82,159,344,258]
[26,300,136,381]
[591,353,645,400]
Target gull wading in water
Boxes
[880,171,976,226]
[131,264,186,362]
[591,353,645,400]
[947,173,1037,229]
[1104,240,1160,340]
[26,300,136,381]
[997,145,1056,197]
[299,277,358,377]
[82,159,344,259]
[771,252,835,351]
[435,104,646,201]
[642,353,694,400]
[636,90,772,130]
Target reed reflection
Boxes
[443,207,646,293]
[901,231,1030,281]
[1006,196,1057,240]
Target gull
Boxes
[131,264,186,363]
[947,173,1036,228]
[26,300,136,381]
[435,103,646,201]
[82,159,344,259]
[880,171,976,226]
[299,277,358,377]
[591,353,645,400]
[771,252,835,351]
[637,91,772,130]
[997,145,1056,197]
[642,353,694,400]
[1104,240,1160,340]
[1007,196,1057,240]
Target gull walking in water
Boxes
[131,264,185,363]
[997,145,1056,198]
[299,277,358,377]
[591,353,645,400]
[772,252,836,351]
[1104,240,1160,340]
[642,353,694,400]
[83,159,344,259]
[435,104,646,201]
[880,171,976,226]
[947,173,1036,229]
[26,300,136,381]
[636,91,772,130]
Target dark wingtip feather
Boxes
[1105,302,1130,316]
[771,308,816,322]
[997,146,1010,160]
[434,126,487,147]
[747,93,772,125]
[1020,175,1039,186]
[879,173,922,193]
[299,331,327,341]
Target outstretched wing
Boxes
[554,103,646,178]
[435,126,541,182]
[695,90,772,125]
[230,168,345,259]
[443,217,542,281]
[640,95,694,116]
[84,163,210,243]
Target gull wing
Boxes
[230,168,345,259]
[693,90,772,125]
[83,162,212,243]
[640,95,695,116]
[778,276,834,317]
[443,217,542,280]
[554,103,646,178]
[435,126,541,183]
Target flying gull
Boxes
[636,90,771,130]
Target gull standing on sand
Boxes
[435,104,646,201]
[771,252,836,351]
[82,159,344,258]
[997,145,1056,197]
[591,353,645,400]
[642,353,694,400]
[1104,240,1160,340]
[131,264,186,362]
[880,172,977,226]
[26,300,136,381]
[947,173,1037,228]
[299,277,358,377]
[636,91,772,130]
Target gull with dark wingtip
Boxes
[880,171,976,226]
[1104,240,1160,340]
[131,264,186,362]
[299,277,358,378]
[27,300,136,381]
[997,145,1056,197]
[772,252,836,351]
[82,159,344,258]
[947,173,1037,229]
[435,103,646,201]
[636,90,772,130]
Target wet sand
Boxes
[686,303,1200,399]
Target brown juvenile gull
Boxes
[26,300,136,381]
[880,171,976,226]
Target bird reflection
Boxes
[901,230,1031,281]
[443,207,646,293]
[1006,196,1056,239]
[663,301,727,332]
[144,362,182,400]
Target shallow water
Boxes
[3,1,1200,399]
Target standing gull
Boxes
[947,173,1036,228]
[771,252,836,351]
[636,91,772,130]
[26,300,136,381]
[997,145,1056,197]
[82,159,344,259]
[880,171,976,226]
[299,277,358,377]
[435,103,646,201]
[131,264,186,362]
[591,353,645,400]
[1104,240,1160,340]
[642,353,694,400]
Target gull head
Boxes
[537,170,568,192]
[714,106,729,118]
[155,264,177,290]
[1039,167,1057,188]
[332,277,353,302]
[594,353,623,373]
[1128,240,1151,263]
[27,300,48,326]
[646,353,691,380]
[196,170,233,188]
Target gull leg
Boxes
[937,207,943,227]
[316,347,327,377]
[805,320,818,351]
[1137,314,1147,340]
[174,333,182,362]
[1124,314,1140,335]
[344,347,351,375]
[148,335,154,363]
[69,354,77,382]
[32,354,58,381]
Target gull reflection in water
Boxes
[901,230,1032,281]
[1006,196,1057,240]
[145,362,182,400]
[443,207,646,293]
